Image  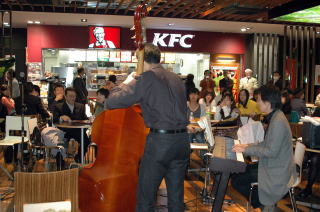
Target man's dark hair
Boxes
[188,87,199,95]
[7,69,15,78]
[238,89,250,108]
[257,85,282,110]
[108,75,117,83]
[65,87,76,96]
[97,88,109,98]
[24,82,34,94]
[144,44,161,64]
[33,85,41,95]
[186,74,194,82]
[77,67,85,75]
[54,83,64,91]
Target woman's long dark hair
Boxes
[203,90,216,104]
[238,89,250,108]
[218,93,236,120]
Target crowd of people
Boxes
[1,43,320,211]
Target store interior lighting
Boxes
[216,57,236,63]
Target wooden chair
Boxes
[14,168,79,212]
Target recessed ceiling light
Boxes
[168,23,174,26]
[241,28,247,32]
[246,27,251,30]
[27,21,34,24]
[34,21,41,24]
[81,19,87,22]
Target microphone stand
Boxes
[18,82,27,172]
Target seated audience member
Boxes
[232,85,297,211]
[214,93,239,121]
[315,93,320,107]
[0,85,15,115]
[48,84,65,112]
[187,88,206,158]
[297,108,320,199]
[14,82,50,119]
[199,90,216,113]
[94,88,109,116]
[237,89,260,117]
[291,88,308,117]
[53,87,90,162]
[281,91,291,115]
[199,70,215,97]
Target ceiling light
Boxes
[241,28,247,32]
[27,21,34,24]
[217,57,236,63]
[81,19,87,22]
[34,21,41,24]
[3,22,9,25]
[168,23,174,26]
[317,31,320,34]
[246,27,251,30]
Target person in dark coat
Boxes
[53,87,89,162]
[14,82,50,119]
[73,67,88,105]
[105,44,189,212]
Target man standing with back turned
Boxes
[105,44,189,212]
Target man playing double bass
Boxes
[105,44,189,212]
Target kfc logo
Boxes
[152,33,194,48]
[89,26,120,49]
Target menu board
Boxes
[97,50,110,61]
[120,51,132,62]
[164,53,176,64]
[70,50,86,62]
[86,50,97,61]
[109,51,121,62]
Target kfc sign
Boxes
[152,33,194,48]
[89,26,120,49]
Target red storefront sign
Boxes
[88,26,120,49]
[27,25,245,62]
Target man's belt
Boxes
[150,128,187,134]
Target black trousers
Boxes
[136,132,189,212]
[231,163,262,209]
[59,128,90,162]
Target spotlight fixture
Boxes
[81,19,87,22]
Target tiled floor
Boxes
[1,149,320,212]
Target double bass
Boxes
[79,4,148,212]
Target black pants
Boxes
[136,132,189,212]
[231,163,262,209]
[59,128,90,162]
[304,152,320,191]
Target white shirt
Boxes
[315,93,320,107]
[239,77,258,94]
[66,102,74,113]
